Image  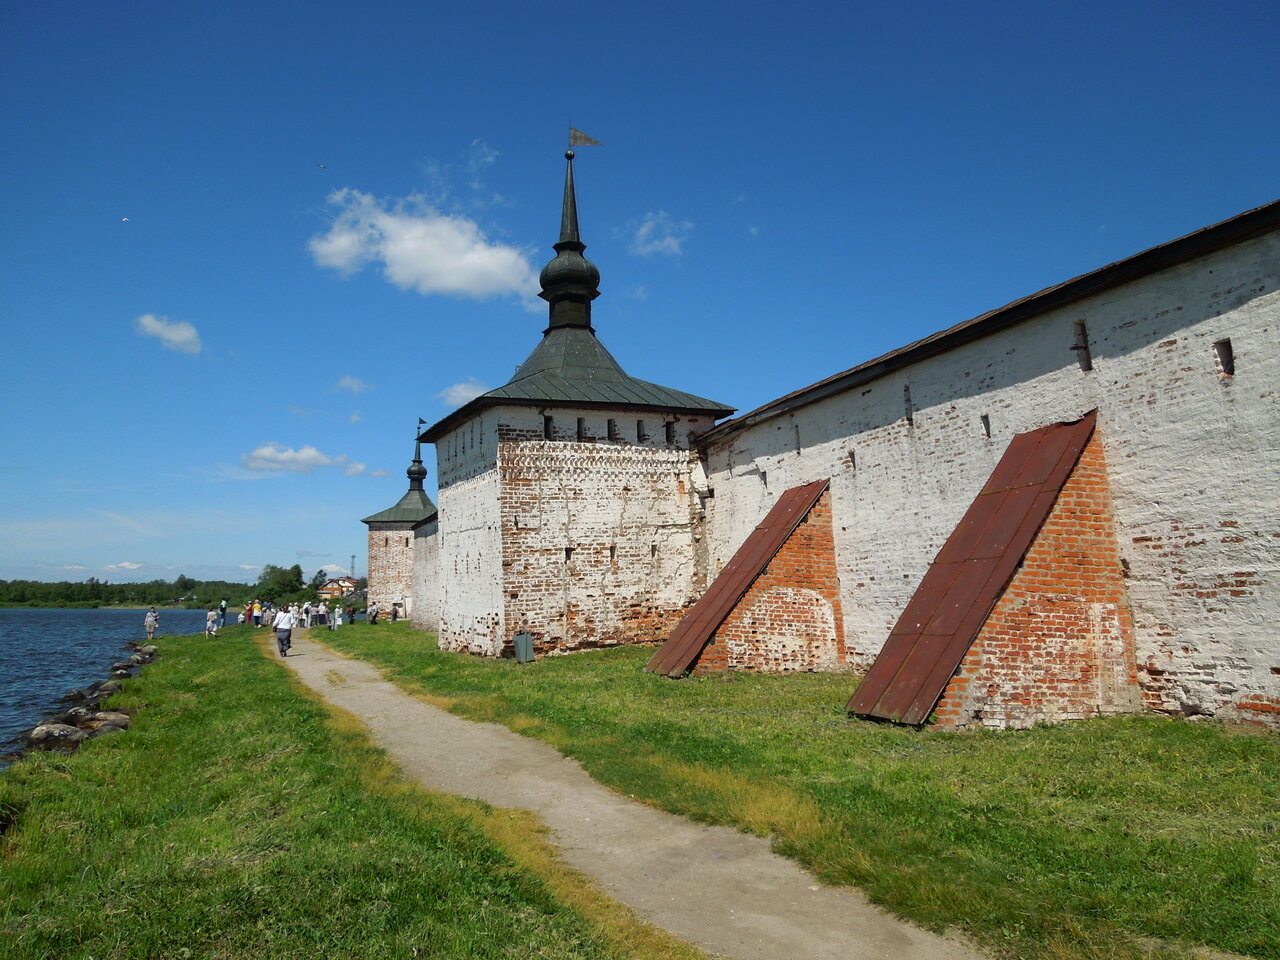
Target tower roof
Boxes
[422,151,734,442]
[362,434,437,525]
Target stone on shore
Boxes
[28,723,89,748]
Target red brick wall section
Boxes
[694,489,847,673]
[934,433,1141,729]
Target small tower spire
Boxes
[539,150,600,331]
[407,422,427,491]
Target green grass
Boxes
[326,622,1280,960]
[0,625,703,960]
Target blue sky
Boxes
[1,0,1275,585]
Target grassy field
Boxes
[0,625,705,960]
[326,622,1280,960]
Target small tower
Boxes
[419,150,734,656]
[362,433,437,621]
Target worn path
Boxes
[277,632,986,960]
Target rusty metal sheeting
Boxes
[847,411,1098,725]
[646,479,831,677]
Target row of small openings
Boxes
[542,415,677,443]
[850,413,993,467]
[563,543,659,563]
[1075,321,1237,379]
[381,537,412,547]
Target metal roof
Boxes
[846,411,1097,725]
[703,197,1280,447]
[646,479,830,677]
[361,487,438,525]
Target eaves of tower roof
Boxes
[361,488,438,525]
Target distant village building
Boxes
[317,576,358,600]
[365,154,1279,731]
[361,440,437,620]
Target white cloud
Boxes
[348,411,362,423]
[135,313,202,354]
[436,378,489,408]
[321,563,345,573]
[241,442,358,475]
[106,561,143,570]
[629,211,693,257]
[310,188,539,301]
[748,225,763,238]
[370,469,391,478]
[239,564,260,571]
[335,375,373,394]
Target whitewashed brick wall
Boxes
[411,517,439,632]
[704,231,1280,725]
[366,522,415,616]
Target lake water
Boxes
[0,608,208,762]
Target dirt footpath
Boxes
[278,632,986,960]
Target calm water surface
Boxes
[0,608,208,760]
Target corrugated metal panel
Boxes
[646,479,830,677]
[847,411,1097,725]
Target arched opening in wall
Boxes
[664,421,676,444]
[543,415,554,440]
[637,419,648,441]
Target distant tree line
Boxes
[0,567,366,609]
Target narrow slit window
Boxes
[981,414,992,439]
[404,537,409,547]
[1214,338,1235,377]
[664,421,676,444]
[564,546,575,563]
[577,417,586,442]
[848,448,857,469]
[609,544,617,563]
[650,543,658,558]
[607,418,619,441]
[543,415,553,440]
[383,537,388,546]
[636,419,647,441]
[1072,320,1093,372]
[903,385,914,426]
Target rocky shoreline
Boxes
[3,641,159,763]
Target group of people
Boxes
[145,597,362,655]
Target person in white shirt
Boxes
[272,607,296,657]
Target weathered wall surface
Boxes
[411,518,439,633]
[366,522,416,615]
[433,411,505,655]
[703,231,1280,725]
[496,406,716,655]
[694,488,847,673]
[934,432,1141,728]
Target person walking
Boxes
[218,598,227,628]
[252,599,262,627]
[205,607,218,638]
[333,605,343,629]
[368,601,379,625]
[272,606,296,657]
[144,607,159,641]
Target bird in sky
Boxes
[316,162,327,169]
[120,217,129,222]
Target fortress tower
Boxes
[418,151,734,655]
[362,435,437,620]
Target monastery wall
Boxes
[411,517,439,633]
[702,231,1280,725]
[365,522,415,615]
[495,406,717,655]
[434,411,505,654]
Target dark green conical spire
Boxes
[538,150,600,331]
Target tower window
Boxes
[404,537,409,547]
[1072,320,1094,372]
[543,415,553,440]
[637,419,648,441]
[1214,338,1235,377]
[664,421,676,444]
[577,417,587,441]
[608,418,619,441]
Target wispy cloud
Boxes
[310,188,538,301]
[435,378,489,408]
[628,211,693,257]
[335,375,373,394]
[288,404,318,416]
[239,564,260,571]
[135,313,202,354]
[105,561,143,570]
[370,469,391,478]
[241,442,364,476]
[347,411,362,423]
